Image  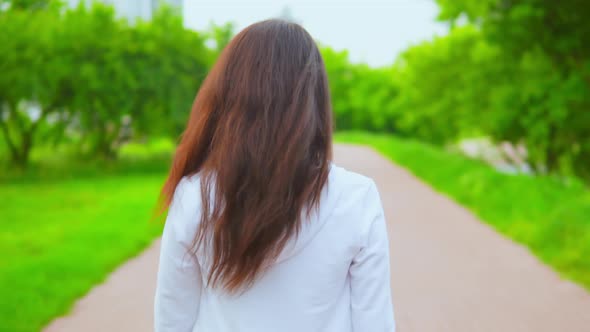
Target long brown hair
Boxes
[160,19,333,292]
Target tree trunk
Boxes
[1,105,52,168]
[0,119,31,168]
[92,123,120,160]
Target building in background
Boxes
[67,0,183,21]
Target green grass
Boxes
[0,147,170,331]
[336,132,590,290]
[0,138,175,183]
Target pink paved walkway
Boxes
[45,144,590,332]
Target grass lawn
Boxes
[0,168,166,331]
[336,132,590,291]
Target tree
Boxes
[321,48,399,132]
[392,25,518,144]
[0,0,55,11]
[0,7,73,166]
[0,2,212,165]
[59,3,135,158]
[437,0,590,73]
[130,5,211,140]
[205,22,235,62]
[62,3,211,158]
[436,0,590,178]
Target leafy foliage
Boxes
[322,48,399,132]
[390,26,492,143]
[433,0,590,178]
[325,0,589,180]
[0,1,210,164]
[0,6,68,166]
[1,0,588,181]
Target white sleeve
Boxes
[154,179,202,332]
[350,181,396,332]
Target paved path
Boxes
[45,144,590,332]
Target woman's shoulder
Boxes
[165,174,203,245]
[325,164,381,222]
[317,164,384,247]
[329,163,378,196]
[329,163,382,213]
[171,174,202,208]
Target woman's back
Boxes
[154,19,394,331]
[155,164,395,331]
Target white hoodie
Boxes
[154,164,395,332]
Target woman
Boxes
[155,19,395,332]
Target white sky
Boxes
[183,0,448,67]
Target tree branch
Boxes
[7,102,27,134]
[27,104,53,136]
